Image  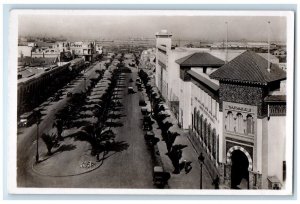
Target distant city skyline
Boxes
[19,15,287,43]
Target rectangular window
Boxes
[158,48,166,54]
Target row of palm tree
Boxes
[42,66,126,159]
[40,69,105,156]
[138,69,187,174]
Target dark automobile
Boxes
[18,111,36,127]
[144,130,155,140]
[153,166,171,188]
[67,92,73,97]
[128,87,134,94]
[136,81,141,87]
[144,130,159,146]
[142,115,152,130]
[141,107,148,116]
[139,99,147,106]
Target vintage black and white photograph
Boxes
[8,10,294,194]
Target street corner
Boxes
[31,137,102,177]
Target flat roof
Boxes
[187,70,219,91]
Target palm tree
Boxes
[41,133,58,155]
[165,131,180,152]
[54,119,63,141]
[166,144,187,174]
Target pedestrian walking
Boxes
[184,161,192,174]
[212,175,220,189]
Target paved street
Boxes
[77,69,153,188]
[17,59,154,188]
[17,55,215,189]
[17,61,104,186]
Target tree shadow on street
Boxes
[70,120,93,129]
[112,96,122,100]
[109,107,123,112]
[106,141,129,152]
[38,144,77,163]
[105,121,124,127]
[107,113,126,119]
[52,144,77,154]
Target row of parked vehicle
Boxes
[17,71,88,128]
[138,79,171,188]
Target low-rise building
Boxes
[70,41,97,62]
[17,57,86,115]
[154,30,287,189]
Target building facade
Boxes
[17,58,86,115]
[70,41,97,62]
[154,31,287,189]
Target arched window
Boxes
[212,129,217,159]
[204,119,207,145]
[199,115,203,139]
[236,113,244,134]
[246,115,255,135]
[226,111,234,132]
[207,123,211,151]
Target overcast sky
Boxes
[18,15,287,42]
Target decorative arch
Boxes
[193,108,197,130]
[226,146,253,171]
[204,118,207,145]
[246,114,255,135]
[236,113,244,133]
[199,114,203,139]
[226,111,234,131]
[196,110,200,134]
[212,128,216,159]
[207,123,212,151]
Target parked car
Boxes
[54,93,60,101]
[144,131,159,146]
[144,130,154,137]
[153,166,171,188]
[136,81,141,87]
[139,99,147,106]
[141,107,148,115]
[128,87,134,94]
[67,92,73,97]
[18,111,35,127]
[48,97,54,102]
[142,115,153,130]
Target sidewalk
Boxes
[141,80,214,189]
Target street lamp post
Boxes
[198,152,205,189]
[35,109,41,163]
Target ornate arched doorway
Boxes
[227,146,252,189]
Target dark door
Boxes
[231,150,249,189]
